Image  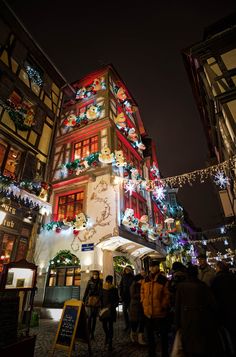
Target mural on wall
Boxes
[71,177,112,251]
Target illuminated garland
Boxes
[50,250,80,267]
[25,65,43,87]
[42,212,88,233]
[63,103,102,128]
[0,98,34,131]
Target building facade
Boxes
[35,65,188,307]
[182,13,236,221]
[0,1,65,272]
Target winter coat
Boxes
[168,270,187,307]
[101,283,119,322]
[175,278,222,356]
[140,272,170,319]
[129,281,144,322]
[83,277,103,305]
[198,264,215,287]
[211,270,236,343]
[119,272,134,305]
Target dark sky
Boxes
[6,0,236,230]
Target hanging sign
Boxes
[81,243,94,252]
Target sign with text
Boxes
[81,243,94,252]
[52,299,90,356]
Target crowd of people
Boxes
[83,254,236,356]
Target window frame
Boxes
[0,137,22,179]
[56,190,84,221]
[73,134,99,160]
[124,191,147,219]
[47,266,81,287]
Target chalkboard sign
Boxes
[56,305,79,346]
[52,299,90,357]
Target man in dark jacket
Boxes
[101,275,119,351]
[119,265,134,331]
[197,253,215,287]
[211,261,236,355]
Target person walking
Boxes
[141,260,170,357]
[100,275,119,351]
[174,264,222,357]
[83,270,103,340]
[197,253,215,287]
[119,265,134,331]
[129,273,146,345]
[211,261,236,355]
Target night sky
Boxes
[6,0,236,230]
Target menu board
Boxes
[56,305,79,347]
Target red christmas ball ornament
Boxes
[92,161,98,167]
[55,227,61,233]
[130,227,136,232]
[137,229,143,235]
[73,229,79,236]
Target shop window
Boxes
[0,138,21,179]
[0,233,16,272]
[124,192,147,219]
[74,135,98,159]
[47,267,81,287]
[57,191,84,220]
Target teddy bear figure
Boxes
[64,113,77,127]
[114,112,127,128]
[139,215,149,233]
[74,212,87,230]
[116,87,127,102]
[86,105,100,120]
[92,77,106,92]
[115,150,127,167]
[137,142,146,155]
[130,168,140,180]
[76,87,87,100]
[127,128,138,143]
[122,208,137,229]
[99,146,114,164]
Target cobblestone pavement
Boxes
[31,312,163,357]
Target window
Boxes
[118,139,141,173]
[57,191,84,220]
[74,135,98,159]
[124,192,147,219]
[0,233,16,272]
[153,204,163,226]
[47,267,81,287]
[0,138,21,179]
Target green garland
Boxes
[113,256,133,273]
[50,250,80,267]
[65,152,100,171]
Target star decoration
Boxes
[124,180,136,195]
[153,185,166,201]
[214,170,229,189]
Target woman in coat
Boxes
[129,273,146,344]
[100,275,119,351]
[83,270,103,340]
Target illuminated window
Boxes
[0,138,21,179]
[74,135,98,159]
[47,267,81,287]
[57,191,84,220]
[0,234,16,272]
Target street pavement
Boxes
[31,312,162,356]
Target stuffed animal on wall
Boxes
[76,87,87,100]
[92,76,106,91]
[64,113,77,127]
[127,128,138,143]
[99,146,114,164]
[137,142,146,155]
[114,112,127,128]
[139,215,149,232]
[115,150,127,167]
[116,87,127,102]
[122,208,137,229]
[74,212,87,230]
[86,105,100,120]
[130,168,140,180]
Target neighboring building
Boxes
[36,65,187,307]
[182,13,236,221]
[0,1,66,272]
